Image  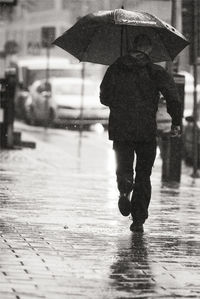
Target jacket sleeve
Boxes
[156,67,182,126]
[100,65,115,107]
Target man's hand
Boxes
[170,125,181,137]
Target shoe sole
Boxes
[118,197,131,216]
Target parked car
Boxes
[179,71,200,118]
[13,56,105,121]
[156,72,194,134]
[13,56,82,120]
[25,77,109,127]
[177,71,200,166]
[183,104,200,167]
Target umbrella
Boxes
[53,8,189,65]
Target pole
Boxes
[44,45,50,128]
[46,45,50,83]
[80,62,85,131]
[78,62,85,153]
[161,0,184,183]
[192,0,199,177]
[120,5,124,57]
[166,0,181,73]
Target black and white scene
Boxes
[0,0,200,298]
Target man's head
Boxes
[129,34,152,56]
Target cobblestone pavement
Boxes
[0,122,200,299]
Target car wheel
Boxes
[27,106,37,126]
[47,108,55,127]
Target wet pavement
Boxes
[0,121,200,299]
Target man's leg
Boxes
[113,141,135,216]
[131,140,157,225]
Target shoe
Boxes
[118,193,131,216]
[130,222,144,233]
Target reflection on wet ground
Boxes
[110,234,155,297]
[0,123,200,298]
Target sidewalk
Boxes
[0,122,200,299]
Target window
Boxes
[26,29,41,55]
[54,80,98,96]
[27,0,54,12]
[62,0,104,15]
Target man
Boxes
[100,34,181,233]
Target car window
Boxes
[36,84,43,93]
[53,81,98,96]
[28,69,81,86]
[36,82,51,93]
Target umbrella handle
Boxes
[125,25,129,52]
[120,4,124,56]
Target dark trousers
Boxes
[113,139,157,224]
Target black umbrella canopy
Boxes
[53,9,189,65]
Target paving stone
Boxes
[0,122,200,298]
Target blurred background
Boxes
[0,0,195,74]
[0,0,196,70]
[0,0,200,174]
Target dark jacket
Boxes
[100,52,181,142]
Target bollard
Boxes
[0,78,7,148]
[160,74,185,183]
[0,68,17,149]
[160,132,183,182]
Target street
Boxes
[0,121,200,299]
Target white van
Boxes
[12,56,82,119]
[12,56,104,120]
[13,56,82,87]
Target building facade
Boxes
[0,0,192,78]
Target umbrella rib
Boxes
[154,29,173,61]
[80,25,100,62]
